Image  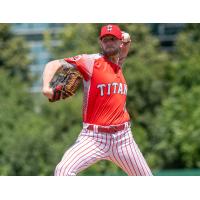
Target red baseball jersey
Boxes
[64,53,130,126]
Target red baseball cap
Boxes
[100,24,122,40]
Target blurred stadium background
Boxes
[0,23,200,176]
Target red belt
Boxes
[87,122,130,133]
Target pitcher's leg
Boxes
[54,131,108,176]
[127,134,152,176]
[110,130,136,175]
[110,129,152,176]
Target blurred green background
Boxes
[0,23,200,176]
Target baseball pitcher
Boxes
[42,24,152,176]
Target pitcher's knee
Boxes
[54,162,77,176]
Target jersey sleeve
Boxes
[64,54,94,81]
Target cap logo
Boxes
[107,25,112,32]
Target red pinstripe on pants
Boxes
[54,123,152,176]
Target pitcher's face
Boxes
[100,35,122,56]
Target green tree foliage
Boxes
[0,24,32,84]
[0,71,59,175]
[0,24,58,175]
[150,24,200,170]
[44,24,100,59]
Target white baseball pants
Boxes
[54,123,152,176]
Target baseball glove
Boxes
[49,67,83,102]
